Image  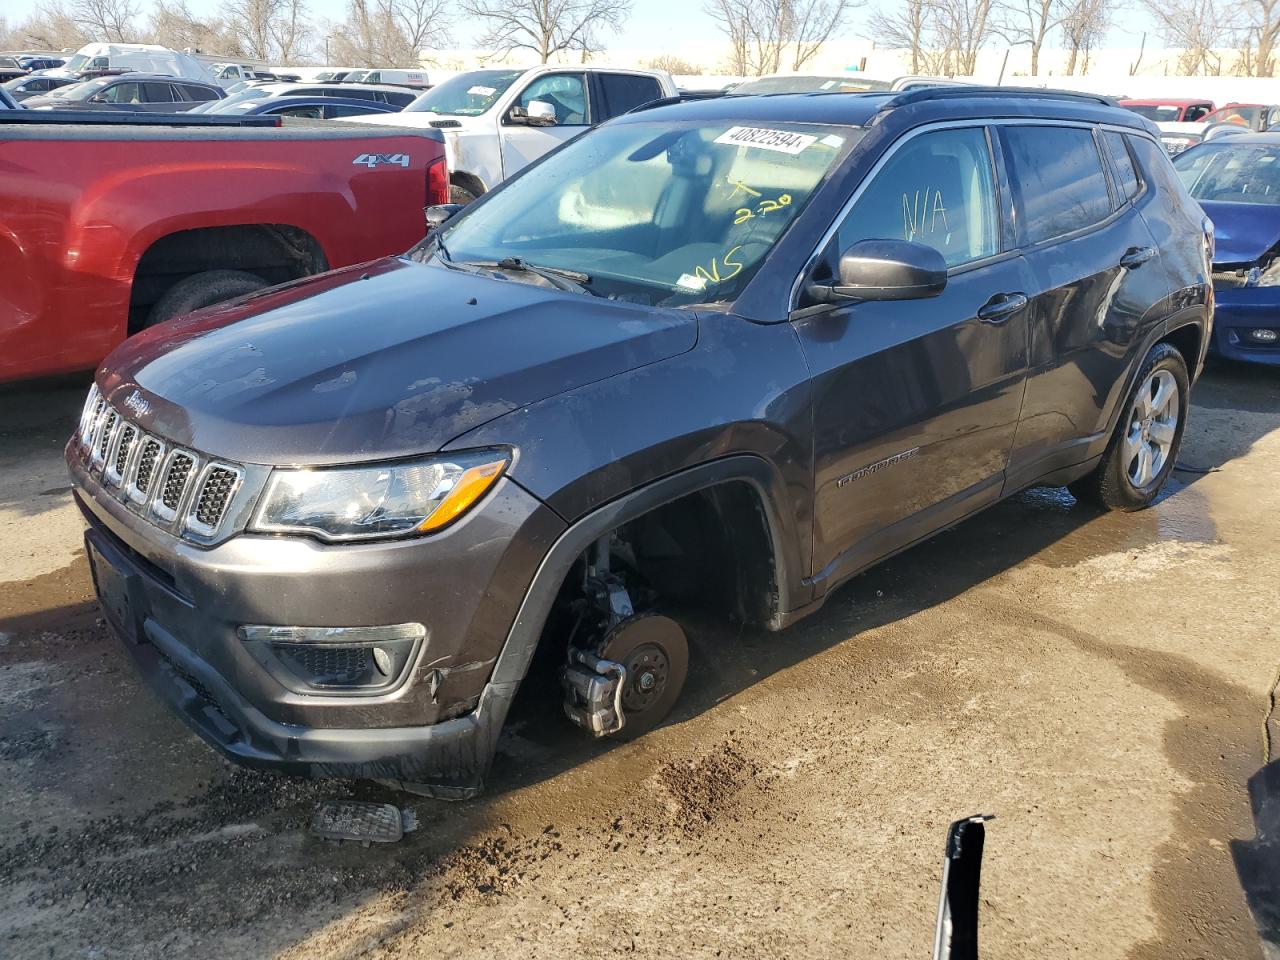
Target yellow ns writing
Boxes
[692,246,745,284]
[902,188,949,239]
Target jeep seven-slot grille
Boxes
[193,466,238,529]
[113,424,137,478]
[161,453,195,512]
[134,438,162,495]
[76,386,245,539]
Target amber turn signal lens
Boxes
[416,458,507,532]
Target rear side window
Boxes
[181,84,218,101]
[835,126,1000,268]
[141,82,177,103]
[327,103,374,118]
[598,73,663,118]
[1101,130,1140,203]
[381,90,415,106]
[1002,125,1112,245]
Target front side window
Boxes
[1172,142,1280,204]
[434,120,856,305]
[835,126,999,268]
[1185,104,1212,121]
[1002,125,1112,245]
[101,81,142,104]
[518,73,588,125]
[276,105,323,118]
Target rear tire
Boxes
[1069,342,1189,511]
[449,183,478,205]
[146,269,269,327]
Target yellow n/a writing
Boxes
[693,246,745,284]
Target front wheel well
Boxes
[129,224,327,334]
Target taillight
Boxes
[425,155,448,207]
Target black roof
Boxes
[621,86,1157,134]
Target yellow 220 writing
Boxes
[734,193,792,225]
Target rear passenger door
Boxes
[1002,123,1168,488]
[592,72,664,119]
[793,125,1034,582]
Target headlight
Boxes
[251,449,510,542]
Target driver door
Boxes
[499,72,589,181]
[793,125,1033,583]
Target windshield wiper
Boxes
[464,257,598,295]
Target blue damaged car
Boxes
[1174,133,1280,364]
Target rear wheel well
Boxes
[1161,321,1203,376]
[129,225,327,334]
[450,170,486,200]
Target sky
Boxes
[2,0,1153,62]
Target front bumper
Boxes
[1211,287,1280,365]
[70,450,565,793]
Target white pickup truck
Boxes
[346,64,676,203]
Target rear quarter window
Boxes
[1002,125,1112,245]
[1101,130,1141,204]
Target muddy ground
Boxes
[1,364,1278,960]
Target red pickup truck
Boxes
[1,113,447,382]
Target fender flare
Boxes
[490,454,799,695]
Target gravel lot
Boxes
[1,364,1278,960]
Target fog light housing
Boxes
[238,623,426,694]
[1249,328,1278,343]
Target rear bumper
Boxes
[1211,288,1280,365]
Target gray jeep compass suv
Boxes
[68,87,1213,797]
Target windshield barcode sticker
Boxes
[468,85,496,96]
[715,126,818,155]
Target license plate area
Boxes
[88,540,139,644]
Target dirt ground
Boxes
[1,363,1278,960]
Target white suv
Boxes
[346,64,676,202]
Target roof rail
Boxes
[625,90,726,115]
[883,85,1116,109]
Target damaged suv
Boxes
[69,87,1212,797]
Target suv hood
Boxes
[1201,199,1280,265]
[100,258,697,465]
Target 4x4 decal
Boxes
[352,153,411,169]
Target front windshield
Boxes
[733,75,890,95]
[346,71,370,83]
[432,120,857,306]
[404,69,522,115]
[49,77,110,100]
[63,53,88,72]
[203,87,272,112]
[1125,103,1181,121]
[1173,142,1280,204]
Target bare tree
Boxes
[220,0,314,61]
[330,0,450,66]
[995,0,1064,75]
[462,0,631,63]
[706,0,856,75]
[268,0,310,61]
[1140,0,1228,75]
[869,0,931,74]
[929,0,992,75]
[1061,0,1110,74]
[1231,0,1280,75]
[646,54,704,74]
[148,0,242,53]
[69,0,141,41]
[1,2,91,49]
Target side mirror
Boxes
[806,238,948,304]
[425,203,464,231]
[525,100,557,125]
[88,94,107,103]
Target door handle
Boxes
[1120,246,1156,269]
[977,292,1028,324]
